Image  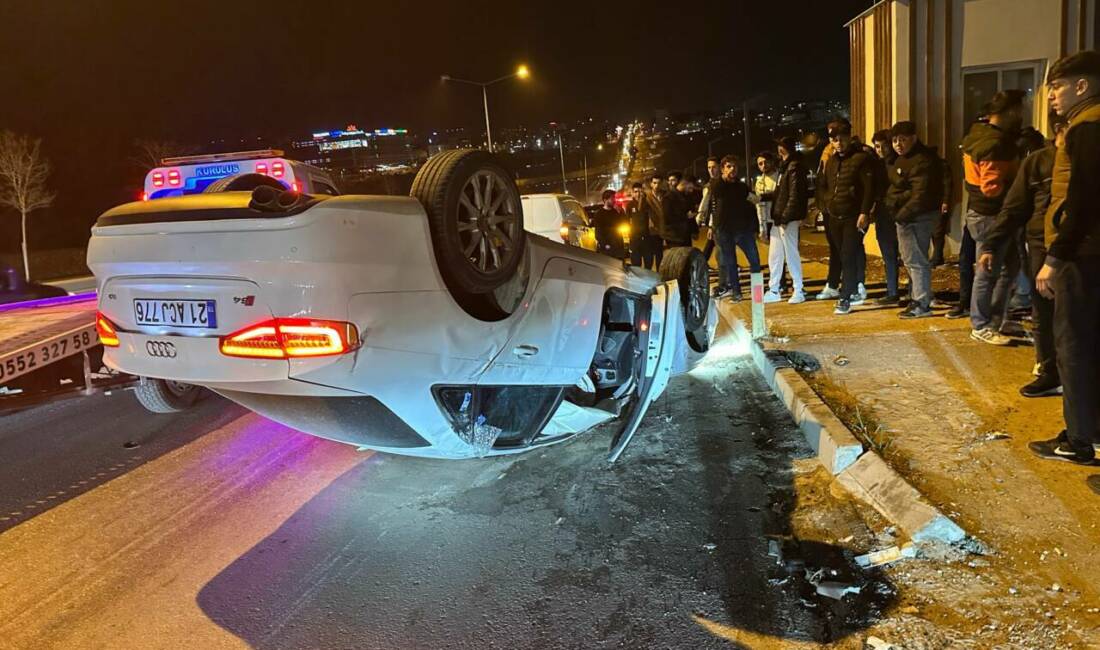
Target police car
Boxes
[143,149,339,200]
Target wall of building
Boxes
[960,0,1062,67]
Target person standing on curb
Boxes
[982,116,1066,398]
[660,172,694,248]
[709,155,761,302]
[961,90,1026,345]
[643,174,666,270]
[817,119,875,315]
[764,140,807,304]
[698,156,721,266]
[626,182,652,268]
[1029,51,1100,471]
[886,121,944,319]
[753,153,780,242]
[871,129,901,305]
[592,189,625,258]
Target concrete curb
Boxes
[721,307,967,546]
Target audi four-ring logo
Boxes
[145,340,177,358]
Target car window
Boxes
[559,199,589,226]
[315,182,339,196]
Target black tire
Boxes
[410,150,527,299]
[203,173,286,193]
[659,246,710,352]
[133,377,201,413]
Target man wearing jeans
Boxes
[961,90,1025,345]
[817,120,875,315]
[886,121,945,318]
[870,130,901,304]
[709,155,761,301]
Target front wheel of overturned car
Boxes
[133,377,201,413]
[659,246,711,353]
[410,149,527,320]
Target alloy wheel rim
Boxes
[456,170,519,274]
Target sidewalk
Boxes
[716,230,1100,643]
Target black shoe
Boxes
[945,306,970,320]
[874,294,900,306]
[899,305,933,319]
[1019,375,1062,398]
[833,299,851,315]
[1028,435,1099,466]
[1087,475,1100,496]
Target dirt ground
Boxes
[721,231,1100,648]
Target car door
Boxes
[607,282,679,462]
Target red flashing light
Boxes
[292,181,302,192]
[255,162,268,175]
[219,318,360,359]
[141,192,149,201]
[271,161,285,178]
[167,169,181,186]
[96,312,120,347]
[152,171,165,187]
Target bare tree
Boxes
[0,131,55,282]
[131,139,199,170]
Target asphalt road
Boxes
[0,334,891,648]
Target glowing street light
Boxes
[440,64,532,153]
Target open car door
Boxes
[606,281,681,463]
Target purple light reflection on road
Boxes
[0,292,97,314]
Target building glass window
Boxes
[962,62,1042,129]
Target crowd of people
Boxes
[592,50,1100,481]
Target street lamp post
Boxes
[441,64,530,153]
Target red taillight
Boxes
[167,169,181,186]
[219,318,360,359]
[271,161,285,178]
[255,162,268,175]
[152,171,165,187]
[141,192,149,201]
[96,312,120,347]
[291,181,302,192]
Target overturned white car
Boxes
[87,150,715,461]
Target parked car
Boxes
[88,150,715,461]
[520,193,597,251]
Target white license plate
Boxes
[133,298,217,328]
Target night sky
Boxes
[1,0,870,251]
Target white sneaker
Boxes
[971,328,1012,346]
[849,296,865,307]
[763,291,782,304]
[857,282,868,301]
[817,285,840,300]
[788,291,807,304]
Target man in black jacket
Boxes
[641,174,665,269]
[817,120,875,315]
[591,189,626,258]
[1029,50,1100,471]
[982,117,1065,398]
[886,121,945,318]
[627,183,652,268]
[767,142,807,303]
[709,155,761,300]
[871,129,901,304]
[660,172,694,248]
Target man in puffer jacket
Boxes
[816,119,875,315]
[961,90,1025,345]
[765,139,807,304]
[885,121,945,318]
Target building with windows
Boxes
[291,125,424,177]
[847,0,1096,246]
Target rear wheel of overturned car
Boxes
[133,377,201,413]
[410,149,527,320]
[659,246,710,353]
